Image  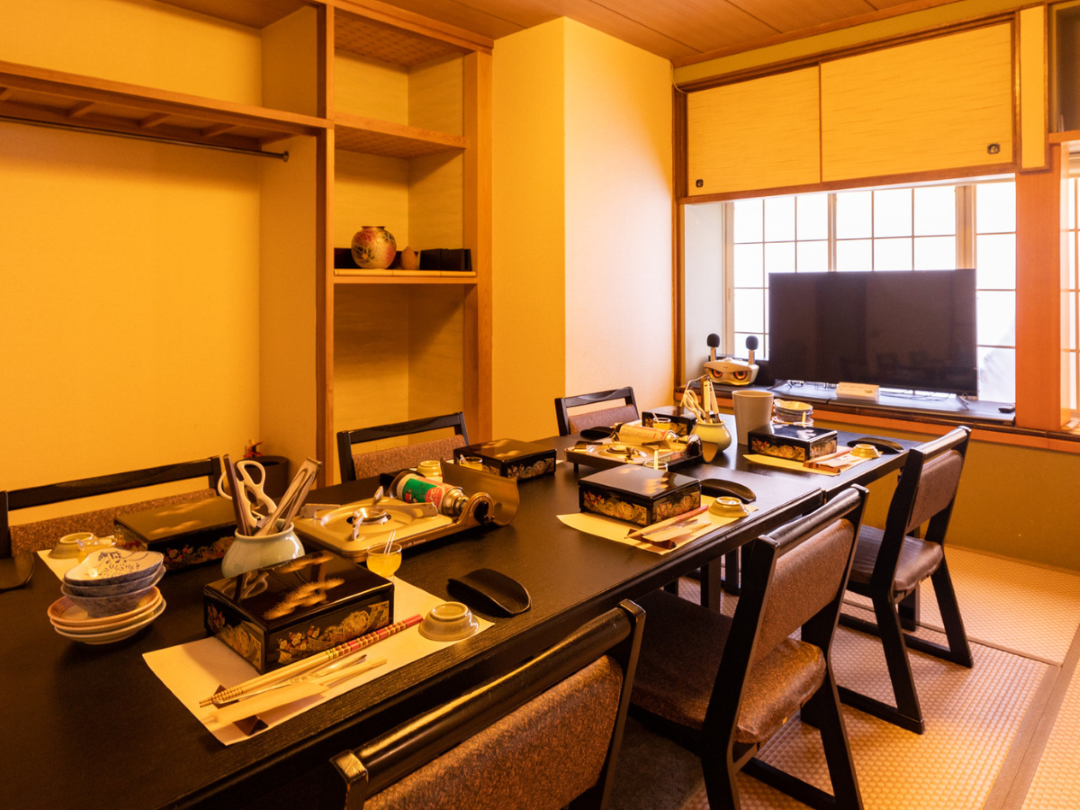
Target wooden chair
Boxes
[837,426,973,734]
[630,487,869,810]
[336,413,470,484]
[2,458,220,557]
[317,601,644,810]
[555,388,638,436]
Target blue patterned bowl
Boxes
[64,549,164,587]
[63,566,164,597]
[60,578,162,618]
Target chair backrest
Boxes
[322,601,644,810]
[554,388,638,436]
[1,458,221,557]
[336,413,470,484]
[704,486,867,745]
[874,425,971,585]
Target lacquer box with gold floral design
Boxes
[203,550,393,673]
[452,438,556,480]
[578,465,701,527]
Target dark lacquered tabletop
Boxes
[0,423,910,809]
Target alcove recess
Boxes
[329,3,491,474]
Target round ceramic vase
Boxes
[221,524,304,578]
[351,226,397,269]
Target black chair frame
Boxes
[1,457,221,559]
[554,388,637,437]
[321,600,645,810]
[336,413,469,484]
[838,426,973,734]
[635,487,869,810]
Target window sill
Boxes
[680,382,1080,454]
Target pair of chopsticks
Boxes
[200,614,422,709]
[211,657,388,726]
[626,505,710,544]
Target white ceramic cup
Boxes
[732,390,774,446]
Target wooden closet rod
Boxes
[0,114,289,161]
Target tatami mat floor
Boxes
[610,550,1080,810]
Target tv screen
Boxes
[768,269,978,397]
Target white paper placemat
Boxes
[143,578,491,745]
[558,496,757,554]
[36,550,79,580]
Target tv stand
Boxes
[767,381,1013,424]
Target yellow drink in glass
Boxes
[366,543,402,580]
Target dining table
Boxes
[0,416,913,809]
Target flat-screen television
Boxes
[768,269,978,397]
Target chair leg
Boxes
[897,588,919,631]
[904,560,973,668]
[814,669,864,810]
[700,750,742,810]
[838,595,925,734]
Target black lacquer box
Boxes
[204,550,393,673]
[641,405,698,437]
[748,424,838,462]
[579,465,701,527]
[114,497,236,571]
[453,438,556,480]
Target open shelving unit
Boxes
[324,0,493,477]
[2,0,492,486]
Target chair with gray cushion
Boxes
[314,601,644,810]
[838,426,973,734]
[2,458,220,557]
[555,388,638,436]
[630,487,868,810]
[336,413,469,484]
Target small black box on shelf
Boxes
[419,248,472,272]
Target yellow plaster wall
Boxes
[563,20,674,415]
[0,123,262,494]
[1,0,263,105]
[492,21,567,440]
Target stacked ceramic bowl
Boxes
[48,549,166,644]
[774,399,814,425]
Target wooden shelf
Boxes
[0,60,327,151]
[334,271,477,284]
[334,112,466,158]
[334,2,489,65]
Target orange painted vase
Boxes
[351,226,397,269]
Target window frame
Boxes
[715,178,1017,405]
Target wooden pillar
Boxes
[1014,143,1069,430]
[464,51,493,441]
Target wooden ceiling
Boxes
[374,0,936,64]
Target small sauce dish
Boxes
[709,497,749,518]
[418,601,479,642]
[417,460,442,480]
[851,443,882,459]
[51,533,88,559]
